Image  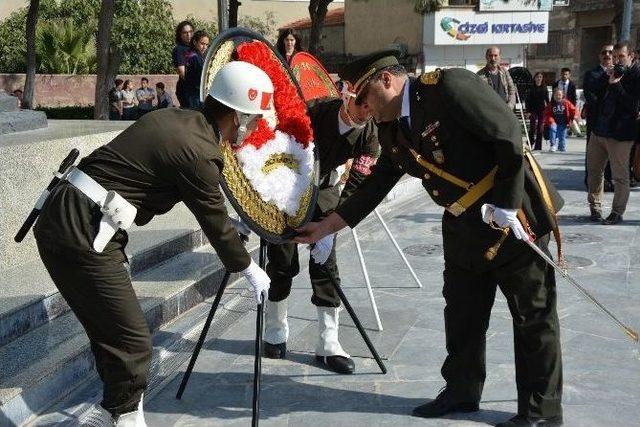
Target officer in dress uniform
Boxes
[33,61,273,426]
[263,77,379,374]
[295,50,564,427]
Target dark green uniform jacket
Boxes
[337,69,563,272]
[35,108,250,272]
[308,98,379,213]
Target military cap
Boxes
[339,49,401,95]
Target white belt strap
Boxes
[65,167,137,253]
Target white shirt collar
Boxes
[400,78,411,120]
[337,110,352,135]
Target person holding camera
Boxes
[586,41,640,225]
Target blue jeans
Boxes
[549,123,567,151]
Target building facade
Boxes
[526,0,640,85]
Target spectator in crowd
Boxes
[12,89,23,108]
[527,72,550,150]
[120,79,137,120]
[544,87,576,152]
[108,78,123,120]
[476,46,516,110]
[172,20,194,108]
[552,67,577,105]
[583,43,614,192]
[136,77,155,118]
[586,40,640,225]
[155,82,173,109]
[276,28,304,64]
[184,30,210,109]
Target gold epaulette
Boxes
[420,69,441,85]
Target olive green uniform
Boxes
[336,70,564,418]
[266,98,379,307]
[34,108,250,415]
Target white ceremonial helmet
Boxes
[209,61,275,115]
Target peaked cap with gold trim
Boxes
[339,49,402,95]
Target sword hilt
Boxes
[485,227,509,261]
[624,327,639,343]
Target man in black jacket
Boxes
[583,44,614,193]
[552,68,577,106]
[296,50,564,427]
[586,40,640,224]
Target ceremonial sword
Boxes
[485,227,639,343]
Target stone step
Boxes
[0,203,208,348]
[0,111,47,135]
[0,238,261,427]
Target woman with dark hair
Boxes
[184,30,210,109]
[276,28,303,63]
[172,20,194,107]
[527,71,550,150]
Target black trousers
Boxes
[440,236,562,418]
[266,238,341,307]
[36,240,152,416]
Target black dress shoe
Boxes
[589,208,602,222]
[602,212,623,225]
[315,355,355,374]
[496,414,563,427]
[263,342,286,359]
[411,388,479,418]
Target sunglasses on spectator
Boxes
[600,50,613,55]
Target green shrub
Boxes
[36,105,95,119]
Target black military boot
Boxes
[412,388,479,418]
[496,414,563,427]
[602,212,623,225]
[263,342,286,359]
[589,208,602,222]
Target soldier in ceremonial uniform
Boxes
[295,50,564,427]
[263,77,379,374]
[32,61,273,426]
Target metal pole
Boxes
[620,0,633,42]
[176,270,231,399]
[252,239,267,427]
[374,209,423,288]
[217,0,229,33]
[516,88,533,151]
[351,227,383,331]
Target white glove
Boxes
[229,216,251,237]
[241,259,270,304]
[309,233,335,265]
[480,204,530,241]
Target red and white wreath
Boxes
[234,41,315,216]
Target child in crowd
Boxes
[544,87,576,152]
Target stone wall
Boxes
[0,74,179,108]
[0,121,129,273]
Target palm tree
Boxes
[95,0,120,120]
[37,20,96,74]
